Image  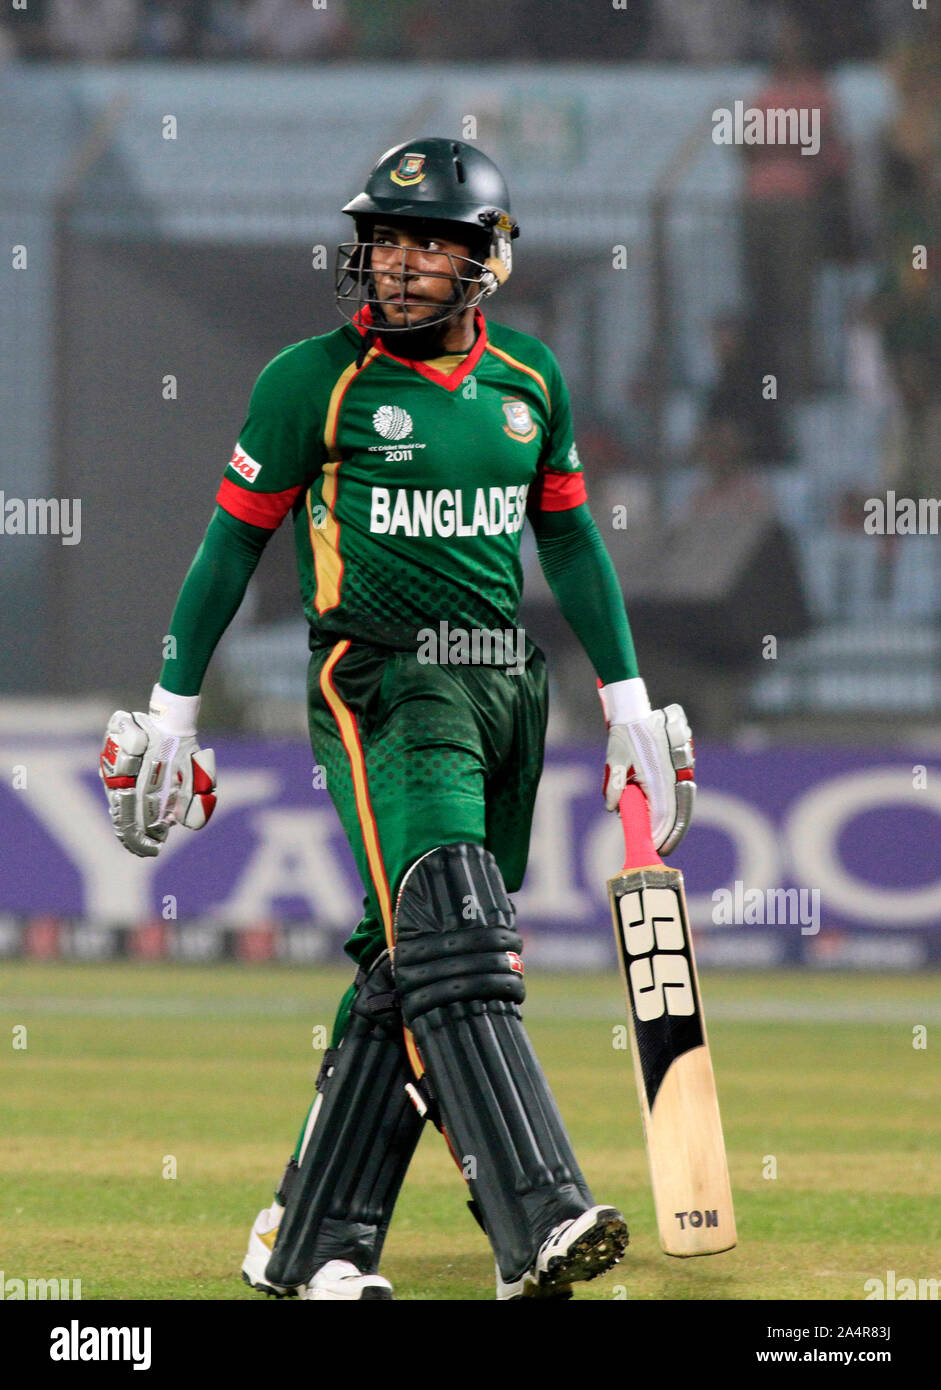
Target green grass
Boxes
[2,964,939,1301]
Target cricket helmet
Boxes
[335,136,519,333]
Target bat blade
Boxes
[608,785,736,1257]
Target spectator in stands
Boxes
[686,414,775,524]
[339,0,413,59]
[516,0,650,60]
[4,0,50,58]
[696,311,793,466]
[649,0,751,64]
[366,0,649,63]
[369,0,529,62]
[46,0,141,59]
[0,22,17,63]
[871,0,921,50]
[244,0,349,62]
[201,1,252,59]
[740,8,849,397]
[874,20,941,497]
[752,0,881,66]
[139,1,222,58]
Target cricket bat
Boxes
[608,783,736,1257]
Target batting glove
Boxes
[99,685,217,858]
[599,677,695,856]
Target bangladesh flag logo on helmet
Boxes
[390,152,427,187]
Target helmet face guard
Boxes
[335,213,514,334]
[335,138,519,336]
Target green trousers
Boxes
[307,637,549,1045]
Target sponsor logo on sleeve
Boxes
[229,445,262,484]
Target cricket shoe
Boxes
[496,1205,629,1300]
[300,1261,393,1301]
[240,1203,303,1298]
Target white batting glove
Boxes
[99,685,217,858]
[600,677,695,856]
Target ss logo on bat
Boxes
[617,887,695,1022]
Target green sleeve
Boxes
[158,506,271,696]
[531,501,639,685]
[223,339,327,506]
[538,345,579,473]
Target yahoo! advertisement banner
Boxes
[0,739,938,966]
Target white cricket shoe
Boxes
[496,1205,629,1300]
[301,1260,393,1301]
[241,1208,393,1301]
[240,1203,303,1298]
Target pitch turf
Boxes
[2,963,939,1301]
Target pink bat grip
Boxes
[617,783,663,873]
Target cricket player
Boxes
[99,137,695,1301]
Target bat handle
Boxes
[617,783,664,872]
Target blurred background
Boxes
[1,0,938,968]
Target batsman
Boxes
[99,137,696,1300]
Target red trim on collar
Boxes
[352,305,487,392]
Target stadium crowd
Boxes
[3,0,935,693]
[0,0,925,65]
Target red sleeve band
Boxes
[530,468,588,513]
[216,476,303,530]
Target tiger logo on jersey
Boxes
[501,398,537,443]
[390,153,427,187]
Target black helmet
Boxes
[336,136,519,334]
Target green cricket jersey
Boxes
[216,307,588,648]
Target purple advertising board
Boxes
[0,738,938,968]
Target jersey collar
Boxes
[352,305,488,392]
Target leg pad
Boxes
[265,951,424,1286]
[394,845,593,1281]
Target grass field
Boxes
[2,963,940,1302]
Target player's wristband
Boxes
[149,683,201,737]
[599,677,651,726]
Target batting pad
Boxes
[265,952,424,1287]
[395,843,593,1281]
